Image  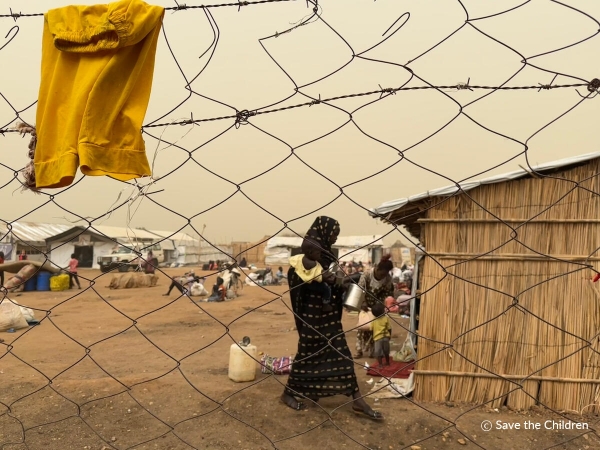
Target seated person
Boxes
[207,277,226,302]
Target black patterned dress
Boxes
[285,268,359,399]
[284,216,359,399]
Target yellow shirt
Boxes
[289,254,323,283]
[372,315,391,341]
[35,0,164,188]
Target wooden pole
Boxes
[413,370,600,384]
[417,218,600,224]
[423,252,600,262]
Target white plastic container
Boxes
[228,340,258,382]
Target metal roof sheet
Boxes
[146,229,198,245]
[90,225,161,241]
[369,151,600,218]
[0,221,73,243]
[0,222,198,246]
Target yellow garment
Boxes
[289,254,323,283]
[372,315,391,341]
[35,0,165,189]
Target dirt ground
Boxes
[1,267,599,450]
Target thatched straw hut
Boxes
[369,152,600,412]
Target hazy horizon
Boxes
[1,0,598,249]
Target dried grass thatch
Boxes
[394,158,600,412]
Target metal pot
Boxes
[326,262,345,286]
[343,283,366,312]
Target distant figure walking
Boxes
[68,253,82,289]
[19,250,27,261]
[144,251,157,274]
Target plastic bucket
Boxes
[24,276,37,291]
[36,271,51,291]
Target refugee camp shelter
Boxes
[0,222,73,262]
[264,237,302,265]
[335,236,384,264]
[369,152,600,412]
[145,229,200,264]
[263,235,383,265]
[46,225,198,269]
[46,226,162,269]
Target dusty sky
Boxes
[1,0,599,247]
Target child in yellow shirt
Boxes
[371,302,392,367]
[288,238,333,312]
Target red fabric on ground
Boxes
[366,360,414,378]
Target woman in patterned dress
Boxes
[354,256,394,359]
[281,216,382,420]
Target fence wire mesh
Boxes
[1,0,600,449]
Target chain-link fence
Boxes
[1,0,600,449]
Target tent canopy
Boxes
[264,235,383,265]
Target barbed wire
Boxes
[0,79,596,134]
[0,0,600,449]
[0,0,297,20]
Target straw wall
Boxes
[412,159,600,412]
[386,246,415,266]
[230,238,267,265]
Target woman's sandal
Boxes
[352,406,383,420]
[281,393,307,411]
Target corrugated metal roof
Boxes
[0,222,198,246]
[0,221,73,243]
[369,151,600,218]
[146,229,198,245]
[91,225,160,241]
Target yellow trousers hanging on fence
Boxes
[35,0,165,189]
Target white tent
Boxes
[335,235,384,264]
[50,238,115,270]
[146,229,199,264]
[47,227,137,270]
[264,237,302,265]
[0,221,73,262]
[46,225,199,269]
[263,235,384,265]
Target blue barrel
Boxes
[25,276,37,291]
[36,271,51,291]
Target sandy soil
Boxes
[0,267,598,450]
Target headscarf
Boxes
[304,216,340,268]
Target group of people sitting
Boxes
[339,260,365,275]
[246,267,279,286]
[163,263,243,302]
[162,271,226,301]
